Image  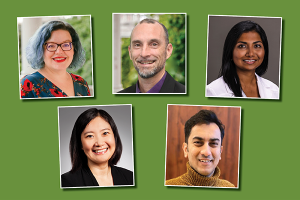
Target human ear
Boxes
[220,146,223,160]
[182,142,188,158]
[166,43,173,59]
[128,46,132,60]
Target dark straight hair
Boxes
[69,108,122,172]
[184,110,225,144]
[220,20,269,97]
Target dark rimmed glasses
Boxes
[44,42,73,52]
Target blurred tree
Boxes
[66,16,93,85]
[161,14,185,85]
[121,14,185,88]
[121,38,138,88]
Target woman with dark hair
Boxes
[61,108,133,187]
[20,20,90,98]
[206,20,279,99]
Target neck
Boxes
[236,70,257,86]
[190,164,215,177]
[138,69,165,93]
[38,67,69,80]
[87,160,111,177]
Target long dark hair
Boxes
[220,20,269,97]
[69,108,123,172]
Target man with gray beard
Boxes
[118,19,185,93]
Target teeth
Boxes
[53,58,65,60]
[139,61,154,64]
[244,60,255,62]
[200,160,211,163]
[95,148,107,153]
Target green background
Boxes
[2,0,298,199]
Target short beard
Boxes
[134,64,165,79]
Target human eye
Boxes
[254,44,262,48]
[237,44,246,48]
[86,134,94,138]
[193,141,203,146]
[103,131,109,136]
[210,142,219,147]
[62,43,70,48]
[47,43,57,48]
[133,43,141,48]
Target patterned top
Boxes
[20,71,91,99]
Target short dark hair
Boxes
[26,20,85,70]
[184,110,225,144]
[131,18,169,46]
[69,108,122,172]
[220,20,269,97]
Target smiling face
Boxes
[233,31,265,73]
[128,22,173,79]
[43,29,74,71]
[183,123,223,177]
[81,116,116,166]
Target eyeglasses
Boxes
[44,42,73,52]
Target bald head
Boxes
[130,18,169,47]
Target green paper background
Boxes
[2,0,297,199]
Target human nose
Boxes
[201,143,212,157]
[140,45,151,57]
[94,136,105,147]
[246,46,254,57]
[55,45,64,53]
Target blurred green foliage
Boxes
[122,38,138,88]
[121,14,186,88]
[66,16,93,85]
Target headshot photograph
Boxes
[206,15,281,99]
[165,105,241,188]
[113,13,186,94]
[18,15,93,99]
[58,105,134,188]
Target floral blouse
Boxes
[20,71,91,98]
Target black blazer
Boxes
[61,165,133,188]
[118,71,185,93]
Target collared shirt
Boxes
[136,71,167,93]
[206,73,279,99]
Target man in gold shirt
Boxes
[165,110,234,187]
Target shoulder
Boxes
[20,72,45,98]
[165,175,187,186]
[20,72,42,84]
[61,167,99,188]
[161,71,185,93]
[256,75,279,99]
[118,84,136,93]
[70,73,87,84]
[257,75,279,90]
[216,179,236,188]
[61,170,81,188]
[206,77,233,97]
[112,166,134,185]
[70,73,91,96]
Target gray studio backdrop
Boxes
[206,15,281,86]
[58,105,134,175]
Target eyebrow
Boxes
[46,40,72,43]
[192,136,220,142]
[82,128,111,135]
[131,39,160,44]
[237,41,262,44]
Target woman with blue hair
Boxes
[20,20,90,98]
